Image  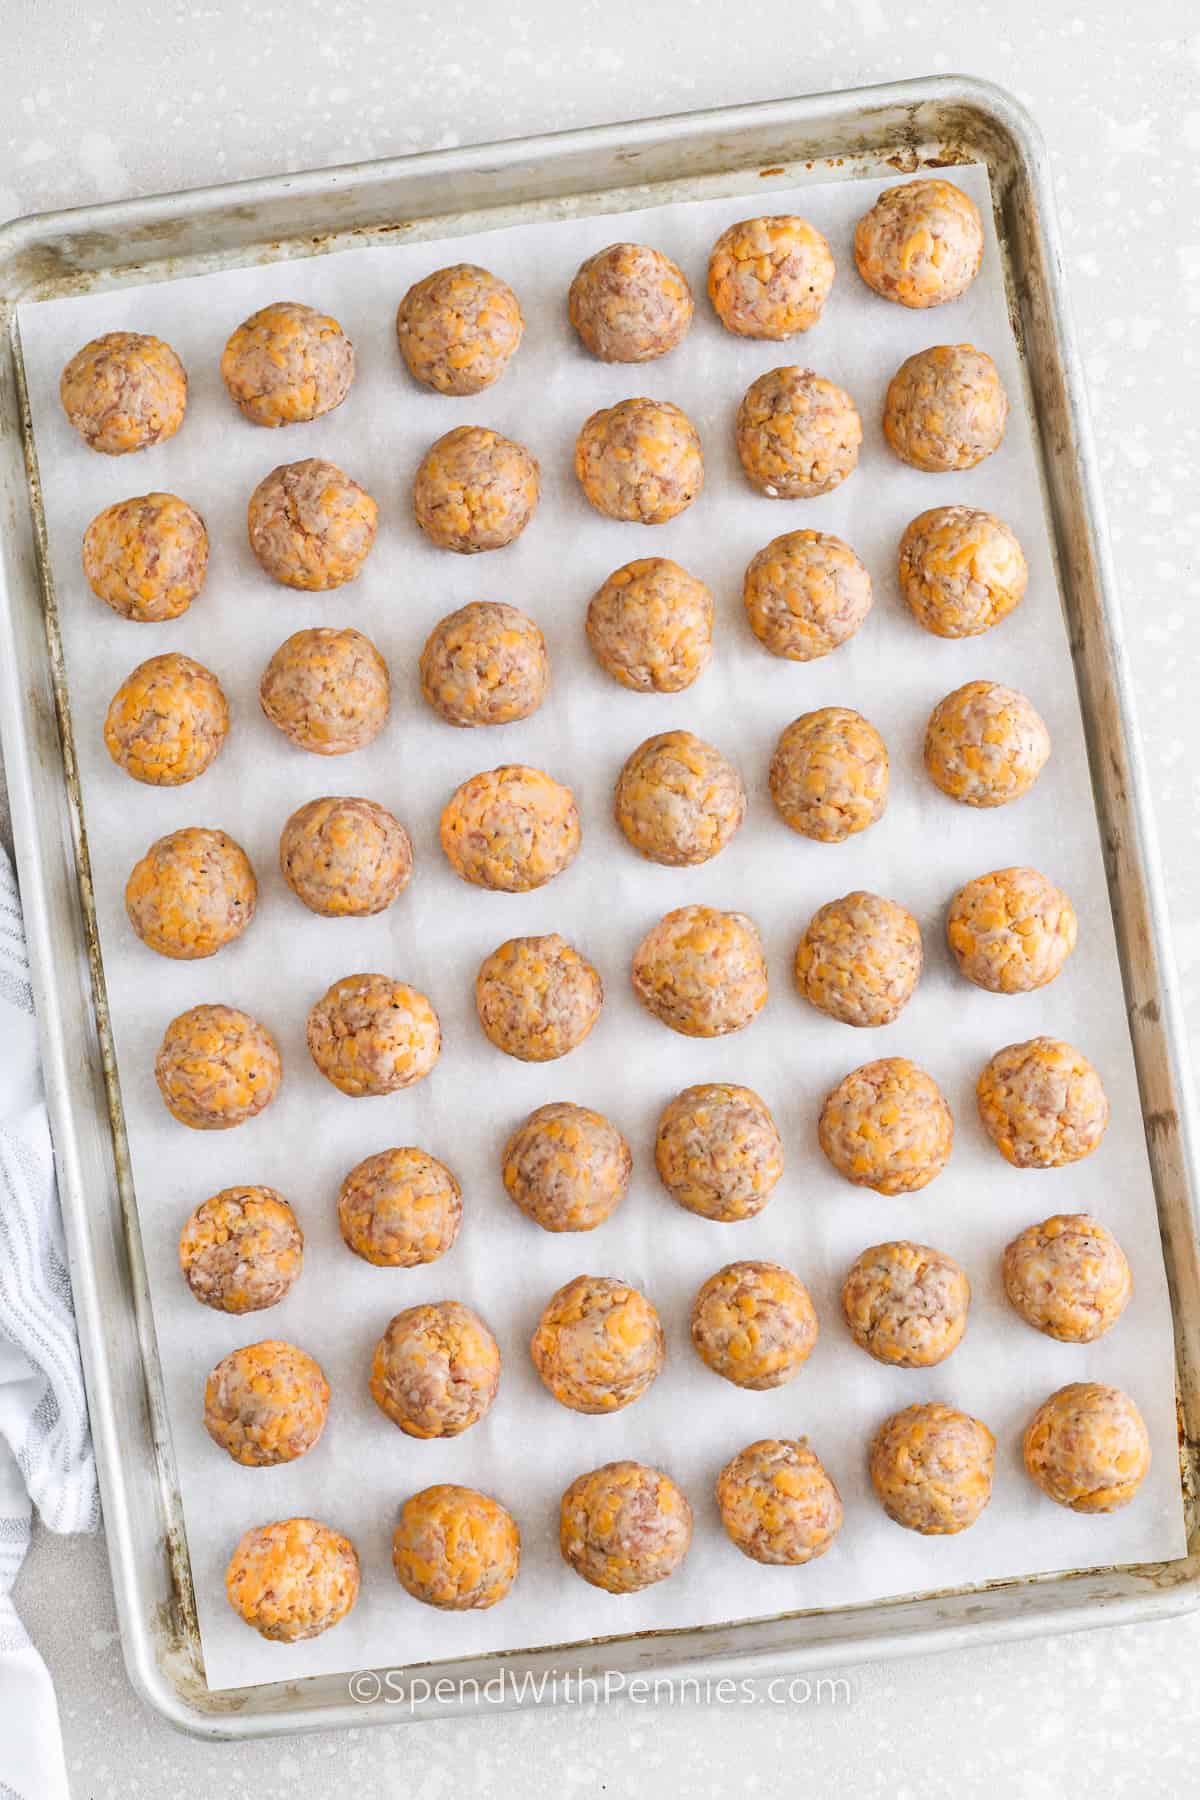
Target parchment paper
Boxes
[17,163,1187,1691]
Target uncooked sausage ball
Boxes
[707,215,835,338]
[569,242,693,363]
[574,398,703,524]
[204,1340,329,1467]
[1023,1382,1150,1512]
[947,867,1077,994]
[60,331,187,454]
[743,530,872,662]
[83,493,208,622]
[632,905,768,1038]
[655,1083,784,1222]
[156,1003,282,1130]
[898,505,1027,637]
[125,827,256,961]
[769,708,889,842]
[226,1518,359,1642]
[1003,1214,1131,1342]
[370,1301,500,1438]
[586,558,714,693]
[396,264,523,395]
[560,1461,692,1593]
[614,730,746,866]
[925,681,1050,809]
[795,891,922,1028]
[178,1186,303,1314]
[841,1241,971,1368]
[247,459,378,590]
[307,973,440,1096]
[419,601,548,727]
[475,934,603,1062]
[854,179,984,308]
[104,652,229,787]
[413,425,540,553]
[736,367,862,499]
[819,1057,952,1195]
[502,1102,631,1232]
[531,1275,664,1414]
[221,301,354,427]
[393,1485,520,1610]
[259,626,390,756]
[716,1440,843,1566]
[870,1402,995,1534]
[279,796,412,918]
[690,1261,817,1390]
[440,764,580,892]
[978,1038,1110,1168]
[884,344,1008,472]
[337,1147,462,1267]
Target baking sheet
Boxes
[16,162,1187,1691]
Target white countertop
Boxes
[6,1,1200,1791]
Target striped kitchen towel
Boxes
[0,843,98,1800]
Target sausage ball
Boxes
[898,505,1028,638]
[307,973,440,1096]
[736,367,862,499]
[690,1261,818,1390]
[743,529,872,662]
[259,626,390,756]
[502,1102,631,1232]
[104,652,228,787]
[655,1082,784,1222]
[560,1461,692,1594]
[586,557,714,693]
[947,867,1077,994]
[413,425,540,553]
[370,1301,500,1438]
[716,1440,843,1566]
[925,680,1050,809]
[337,1147,462,1267]
[574,398,703,524]
[440,764,580,892]
[392,1485,520,1611]
[82,492,208,622]
[396,264,523,395]
[60,331,187,454]
[707,215,835,338]
[475,933,602,1062]
[854,179,984,309]
[124,827,256,962]
[247,458,378,591]
[769,708,889,843]
[819,1057,953,1195]
[870,1403,995,1535]
[795,891,922,1028]
[155,1003,281,1132]
[978,1038,1110,1169]
[178,1186,303,1315]
[614,730,746,867]
[1003,1214,1131,1343]
[419,601,549,728]
[279,796,413,918]
[841,1241,971,1368]
[1024,1383,1150,1512]
[531,1274,664,1414]
[569,242,693,363]
[226,1518,359,1642]
[884,344,1008,472]
[204,1340,329,1467]
[632,904,768,1038]
[220,300,354,427]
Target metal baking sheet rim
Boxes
[1,75,1198,1737]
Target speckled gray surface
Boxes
[5,1,1200,1792]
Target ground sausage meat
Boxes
[690,1261,818,1390]
[125,826,256,960]
[569,242,693,363]
[82,492,208,622]
[60,331,187,454]
[574,398,703,524]
[884,343,1008,472]
[614,730,745,866]
[440,764,581,892]
[247,458,378,590]
[531,1274,664,1414]
[560,1461,692,1593]
[419,601,549,727]
[898,505,1027,637]
[632,905,768,1038]
[337,1147,462,1267]
[306,973,440,1096]
[203,1340,329,1467]
[370,1300,500,1438]
[841,1240,971,1367]
[819,1057,953,1195]
[716,1439,843,1565]
[259,626,390,756]
[1023,1382,1150,1512]
[104,652,229,787]
[707,215,835,338]
[397,264,523,395]
[279,796,412,918]
[155,1003,282,1130]
[854,179,983,308]
[220,301,354,427]
[795,891,922,1028]
[743,529,872,662]
[1003,1214,1131,1342]
[947,867,1077,994]
[225,1517,359,1642]
[392,1485,521,1610]
[870,1402,996,1535]
[655,1082,784,1222]
[925,680,1051,808]
[769,708,889,842]
[502,1101,631,1233]
[475,933,603,1062]
[586,557,714,693]
[978,1038,1110,1169]
[178,1186,303,1314]
[736,367,862,499]
[413,425,540,553]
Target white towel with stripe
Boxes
[0,844,98,1800]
